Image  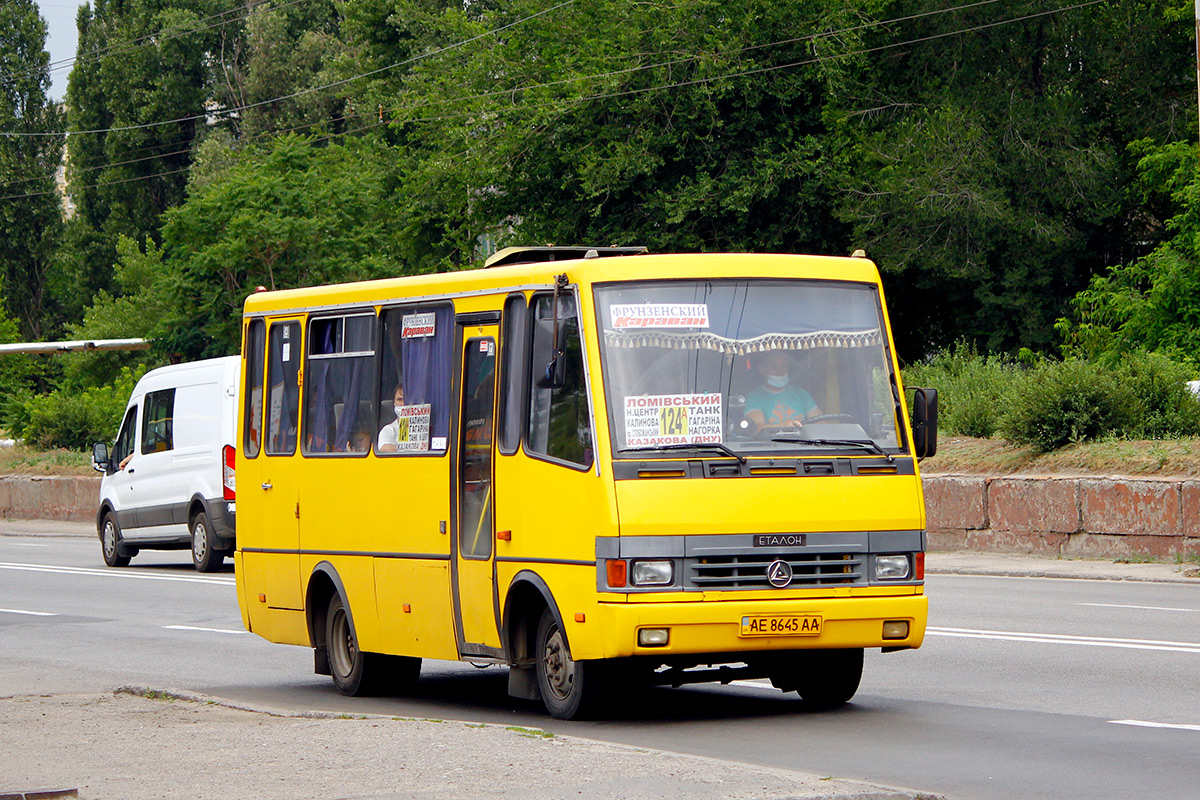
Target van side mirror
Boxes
[910,388,938,460]
[92,442,112,474]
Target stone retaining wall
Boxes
[924,474,1200,560]
[0,475,99,525]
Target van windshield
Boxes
[594,279,904,458]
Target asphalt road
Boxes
[2,528,1198,800]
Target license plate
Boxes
[740,615,822,637]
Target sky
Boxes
[36,0,82,102]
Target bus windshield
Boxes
[594,279,903,458]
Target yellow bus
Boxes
[235,247,938,719]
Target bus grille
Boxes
[686,553,864,589]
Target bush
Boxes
[1117,351,1200,439]
[9,367,142,451]
[902,342,1018,438]
[998,360,1139,452]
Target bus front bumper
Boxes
[588,594,928,660]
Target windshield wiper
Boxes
[621,442,747,464]
[768,434,893,461]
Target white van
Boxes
[92,356,239,571]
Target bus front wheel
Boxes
[769,648,864,709]
[534,607,604,720]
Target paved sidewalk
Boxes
[0,518,95,537]
[1,688,937,800]
[926,550,1200,583]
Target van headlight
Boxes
[631,560,674,586]
[875,554,911,581]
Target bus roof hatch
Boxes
[483,245,647,269]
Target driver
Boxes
[742,351,822,434]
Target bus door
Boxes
[252,318,304,610]
[453,321,502,653]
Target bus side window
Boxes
[303,314,376,455]
[266,321,301,456]
[527,293,593,469]
[244,319,265,458]
[498,294,527,455]
[377,304,453,454]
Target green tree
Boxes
[236,0,346,137]
[839,0,1195,360]
[153,134,405,356]
[343,0,871,270]
[0,0,65,339]
[1061,141,1200,365]
[61,0,235,291]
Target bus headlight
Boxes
[631,560,674,586]
[875,555,910,580]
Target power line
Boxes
[0,0,1010,142]
[0,0,580,138]
[0,0,1111,200]
[0,0,314,90]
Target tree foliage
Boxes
[5,0,1200,440]
[1061,141,1200,366]
[841,0,1195,359]
[154,134,403,356]
[0,0,64,339]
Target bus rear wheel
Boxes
[326,593,419,696]
[769,648,864,709]
[534,608,605,720]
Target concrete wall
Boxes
[4,472,1200,561]
[925,474,1200,561]
[0,475,99,525]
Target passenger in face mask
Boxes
[742,352,822,435]
[377,385,407,452]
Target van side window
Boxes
[266,321,301,456]
[527,293,593,469]
[498,294,527,455]
[376,304,453,454]
[244,319,265,458]
[141,389,175,454]
[303,314,377,455]
[112,406,137,468]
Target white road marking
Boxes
[1109,720,1200,733]
[163,625,246,635]
[6,542,48,547]
[0,561,234,586]
[0,607,57,616]
[1077,602,1194,613]
[927,626,1200,654]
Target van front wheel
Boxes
[190,511,223,572]
[101,512,130,568]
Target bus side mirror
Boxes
[92,442,112,474]
[910,388,938,460]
